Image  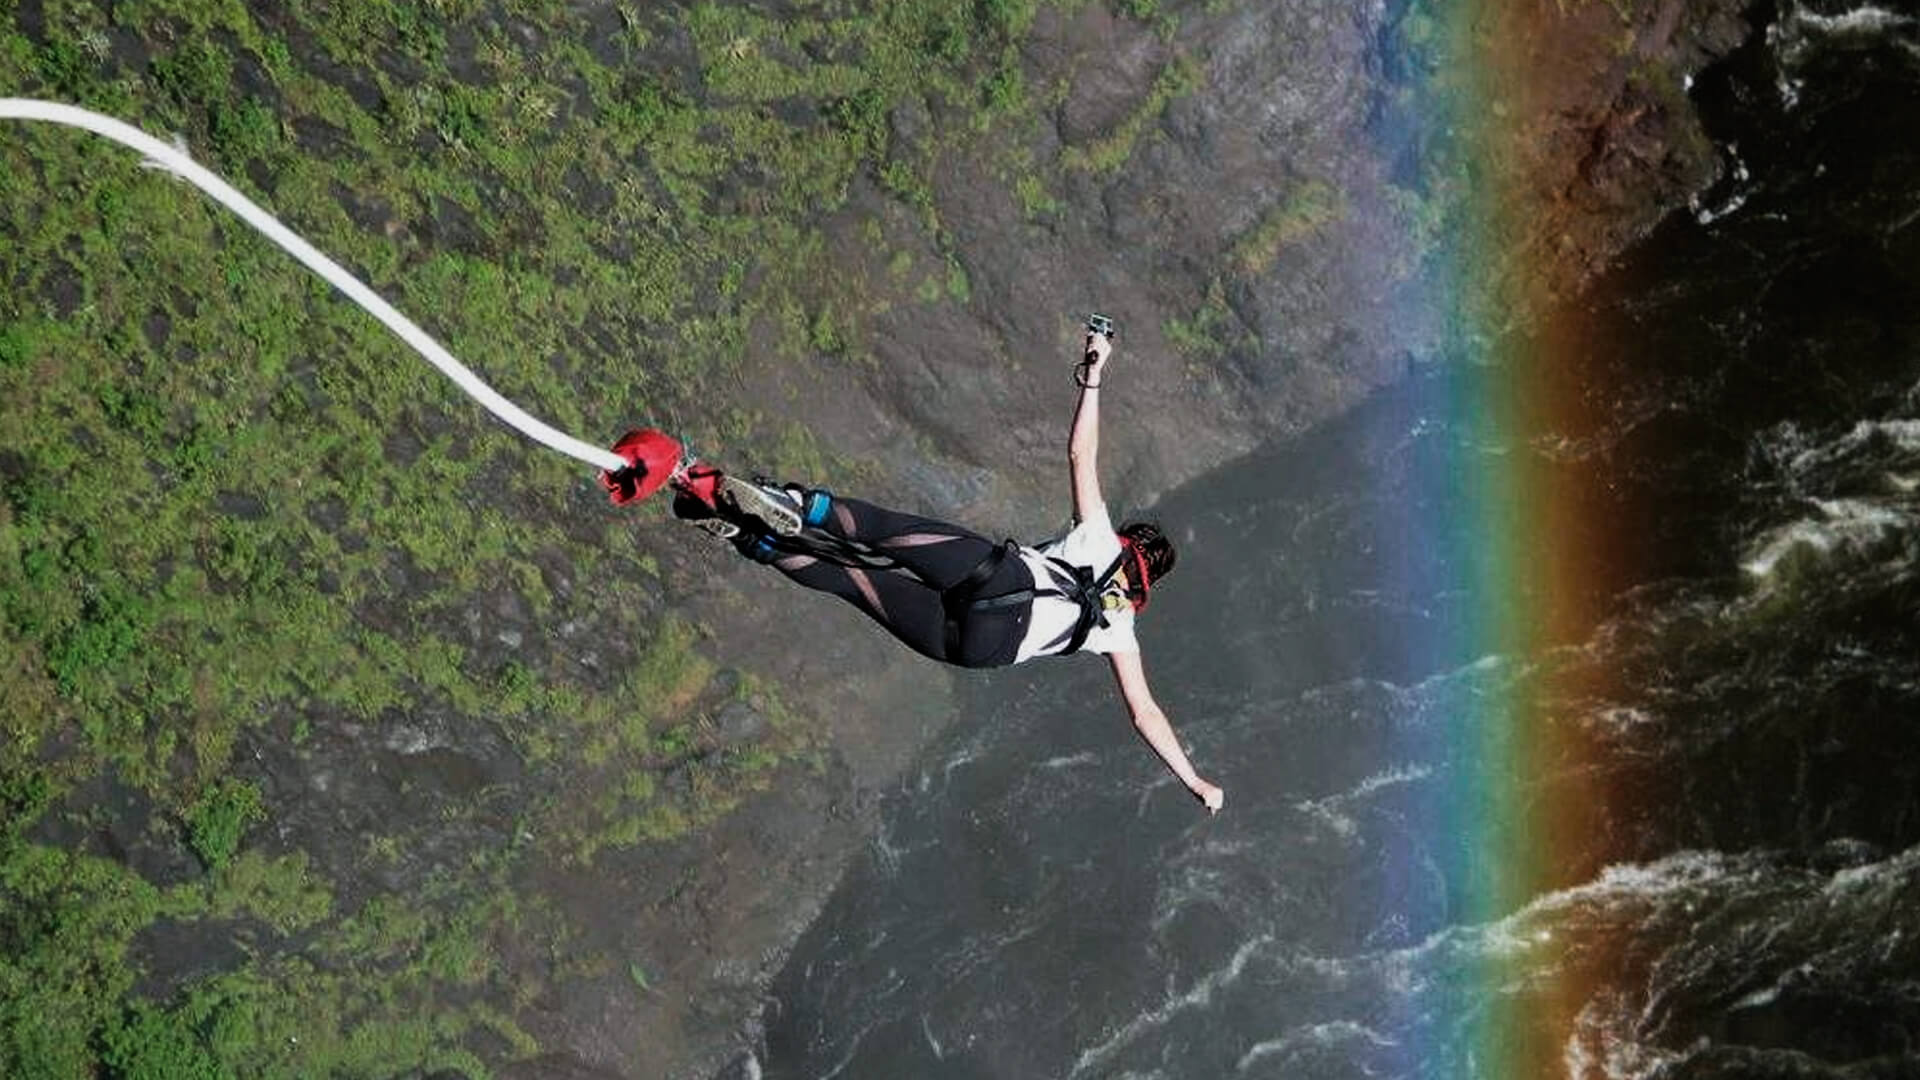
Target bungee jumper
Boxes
[602,317,1226,814]
[0,102,1221,813]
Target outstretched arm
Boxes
[1068,330,1112,524]
[1108,650,1225,813]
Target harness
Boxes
[940,540,1033,660]
[1030,549,1130,656]
[942,543,1128,659]
[768,527,1129,662]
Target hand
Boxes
[1191,779,1224,814]
[1083,331,1112,367]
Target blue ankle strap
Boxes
[739,534,781,564]
[802,488,833,528]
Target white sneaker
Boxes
[718,476,802,536]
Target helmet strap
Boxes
[1122,537,1153,611]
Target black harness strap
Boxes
[779,527,1126,662]
[942,540,1032,660]
[1033,549,1130,656]
[765,529,901,570]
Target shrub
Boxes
[100,1004,231,1080]
[0,770,52,836]
[435,84,491,150]
[826,87,889,159]
[209,97,284,171]
[982,56,1025,113]
[0,321,36,370]
[976,0,1036,37]
[150,40,231,109]
[920,10,971,65]
[35,38,96,97]
[186,779,266,869]
[47,586,154,697]
[98,384,169,441]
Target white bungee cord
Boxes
[0,98,629,473]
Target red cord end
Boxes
[600,428,685,505]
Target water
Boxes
[750,5,1920,1077]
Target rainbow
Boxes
[1389,1,1655,1073]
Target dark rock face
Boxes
[1457,0,1754,320]
[738,0,1752,535]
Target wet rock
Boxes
[495,1056,626,1080]
[706,668,743,699]
[241,704,526,905]
[714,700,766,745]
[142,309,172,351]
[305,495,348,532]
[1451,0,1753,316]
[225,34,281,108]
[215,490,267,520]
[382,427,424,468]
[1054,9,1166,145]
[30,774,201,888]
[130,916,255,1001]
[105,24,151,73]
[768,96,818,129]
[292,114,356,160]
[38,258,84,319]
[287,21,382,114]
[330,181,398,239]
[561,164,615,218]
[712,1051,764,1080]
[424,194,487,257]
[888,94,932,155]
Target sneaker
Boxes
[718,475,803,537]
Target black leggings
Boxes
[766,495,1032,668]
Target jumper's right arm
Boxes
[1068,331,1111,524]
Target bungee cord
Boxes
[0,98,628,473]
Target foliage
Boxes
[1230,179,1343,277]
[0,322,35,370]
[1164,279,1244,361]
[208,96,285,172]
[149,39,231,110]
[101,1003,232,1080]
[1061,54,1200,172]
[186,779,265,869]
[0,847,162,1077]
[202,851,333,933]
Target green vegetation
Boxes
[101,1003,231,1080]
[1164,279,1244,361]
[1163,177,1344,363]
[1229,179,1343,278]
[0,0,1210,1074]
[186,778,265,869]
[1061,54,1200,173]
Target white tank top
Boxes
[1012,508,1140,662]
